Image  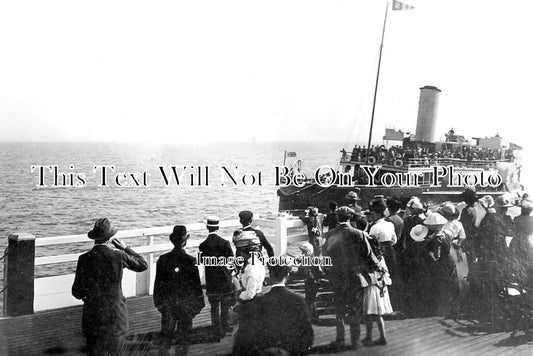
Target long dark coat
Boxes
[72,245,148,337]
[153,247,205,318]
[199,233,234,296]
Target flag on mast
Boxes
[392,0,414,10]
[286,152,297,157]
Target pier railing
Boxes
[2,215,310,316]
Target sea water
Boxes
[0,141,343,245]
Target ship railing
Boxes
[406,158,511,169]
[340,155,512,169]
[2,215,309,316]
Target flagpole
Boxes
[366,0,390,163]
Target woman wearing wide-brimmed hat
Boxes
[399,196,426,294]
[439,203,469,317]
[406,213,454,317]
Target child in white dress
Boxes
[362,251,393,346]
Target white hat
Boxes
[410,224,429,242]
[369,220,396,243]
[437,203,459,220]
[299,242,314,255]
[407,197,424,210]
[424,213,448,226]
[206,216,220,228]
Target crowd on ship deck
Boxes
[342,143,515,166]
[71,188,533,355]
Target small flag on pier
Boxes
[286,152,297,157]
[392,0,414,10]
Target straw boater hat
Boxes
[437,203,459,221]
[206,216,220,228]
[410,224,429,242]
[424,213,448,227]
[88,218,118,240]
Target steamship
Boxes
[277,86,523,212]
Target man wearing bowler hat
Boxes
[199,216,234,341]
[154,225,204,353]
[237,210,274,257]
[72,218,148,355]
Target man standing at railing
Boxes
[72,218,148,356]
[154,225,205,354]
[199,216,234,342]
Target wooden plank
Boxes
[2,292,531,356]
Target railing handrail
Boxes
[35,217,287,247]
[34,216,307,266]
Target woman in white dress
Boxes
[362,236,393,346]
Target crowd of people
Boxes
[342,142,515,166]
[71,188,533,355]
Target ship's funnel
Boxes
[415,85,441,142]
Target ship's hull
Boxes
[277,184,507,212]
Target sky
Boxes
[1,0,532,146]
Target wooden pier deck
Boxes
[1,280,532,356]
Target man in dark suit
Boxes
[322,207,378,350]
[153,225,204,353]
[72,218,148,356]
[238,210,274,257]
[233,262,314,356]
[199,216,234,341]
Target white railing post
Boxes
[274,216,288,256]
[136,235,154,296]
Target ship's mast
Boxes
[366,0,390,163]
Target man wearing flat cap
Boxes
[199,216,234,341]
[154,225,204,352]
[237,210,274,258]
[72,218,148,355]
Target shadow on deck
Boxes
[1,279,532,356]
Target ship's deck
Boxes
[0,279,532,355]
